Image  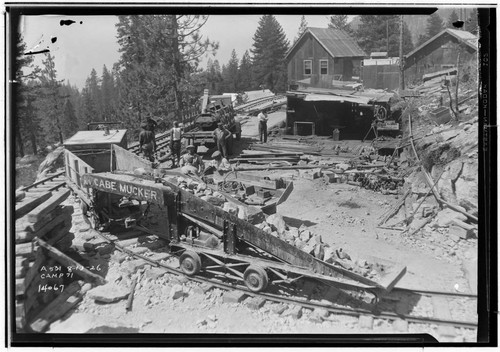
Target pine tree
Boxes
[251,15,289,92]
[447,10,459,28]
[114,15,217,135]
[328,15,352,34]
[36,53,65,145]
[222,49,239,93]
[425,13,444,40]
[100,65,115,121]
[356,15,413,56]
[294,15,308,42]
[237,50,253,91]
[14,34,41,156]
[61,98,78,137]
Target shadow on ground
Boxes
[282,216,317,228]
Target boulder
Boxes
[299,229,311,242]
[170,284,185,300]
[262,226,273,234]
[308,234,322,246]
[266,213,287,235]
[223,202,239,216]
[87,284,130,303]
[313,243,325,260]
[323,247,337,264]
[288,227,300,239]
[205,196,226,206]
[237,206,248,220]
[433,207,468,227]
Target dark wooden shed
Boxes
[404,29,478,83]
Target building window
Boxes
[320,60,328,75]
[304,60,312,75]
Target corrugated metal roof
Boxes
[286,27,367,60]
[308,27,367,58]
[304,94,371,104]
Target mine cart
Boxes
[79,171,406,301]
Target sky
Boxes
[20,14,331,89]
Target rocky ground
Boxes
[39,109,479,342]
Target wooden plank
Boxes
[15,213,69,244]
[15,242,39,258]
[47,221,72,245]
[36,238,106,285]
[23,250,45,288]
[26,189,71,223]
[17,206,63,232]
[15,192,52,220]
[15,302,26,330]
[29,281,82,333]
[16,266,27,279]
[232,157,299,163]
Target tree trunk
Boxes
[15,127,24,157]
[30,130,38,155]
[170,15,184,123]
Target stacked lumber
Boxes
[14,188,78,332]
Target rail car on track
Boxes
[63,128,406,303]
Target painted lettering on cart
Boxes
[82,176,158,201]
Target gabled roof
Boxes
[404,28,478,67]
[285,27,367,60]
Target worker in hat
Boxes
[179,144,204,175]
[139,122,156,162]
[208,150,231,175]
[212,122,231,158]
[170,121,182,167]
[257,110,268,143]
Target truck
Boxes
[183,89,241,148]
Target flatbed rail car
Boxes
[79,171,406,299]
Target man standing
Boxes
[170,121,182,168]
[258,110,268,143]
[213,122,230,158]
[179,144,205,175]
[139,123,156,162]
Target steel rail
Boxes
[89,224,478,331]
[20,171,65,191]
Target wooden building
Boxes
[286,87,395,139]
[362,56,400,90]
[404,28,478,83]
[285,28,367,89]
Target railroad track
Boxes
[17,171,478,336]
[234,95,286,114]
[83,217,478,333]
[18,171,66,195]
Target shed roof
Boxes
[286,27,367,60]
[404,28,478,68]
[64,129,128,146]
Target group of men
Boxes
[140,109,269,175]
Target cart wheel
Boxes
[179,251,202,276]
[243,265,268,292]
